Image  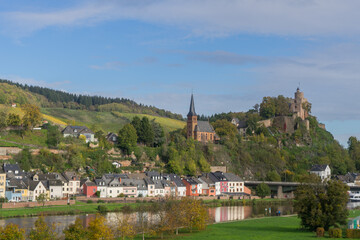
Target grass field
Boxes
[0,201,144,219]
[0,129,48,147]
[112,112,185,132]
[41,108,185,133]
[133,209,360,240]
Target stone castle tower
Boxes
[290,87,308,120]
[187,94,197,139]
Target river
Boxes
[0,203,294,234]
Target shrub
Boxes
[316,227,325,237]
[87,200,93,204]
[97,205,108,213]
[97,200,105,203]
[118,193,125,197]
[328,228,342,238]
[346,229,360,238]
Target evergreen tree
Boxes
[139,117,154,146]
[118,124,138,155]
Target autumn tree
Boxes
[0,223,25,240]
[180,198,209,232]
[118,124,138,155]
[87,214,114,240]
[295,175,349,230]
[28,215,57,240]
[22,104,42,130]
[36,193,48,207]
[136,205,154,240]
[167,201,186,235]
[212,119,238,141]
[63,218,87,240]
[256,183,271,199]
[115,215,136,240]
[6,113,21,127]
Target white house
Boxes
[310,164,331,181]
[95,179,107,198]
[28,181,47,202]
[48,180,63,199]
[107,178,123,198]
[224,173,244,194]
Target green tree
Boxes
[63,218,87,240]
[28,215,57,240]
[22,104,42,130]
[0,111,7,130]
[6,113,21,127]
[0,223,25,240]
[266,170,281,181]
[295,175,349,230]
[46,124,61,148]
[274,95,290,116]
[256,183,271,199]
[260,97,276,119]
[212,119,238,141]
[139,117,154,146]
[151,120,165,147]
[118,124,138,155]
[130,116,141,134]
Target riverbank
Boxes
[132,209,360,240]
[0,201,143,219]
[0,198,292,219]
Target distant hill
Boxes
[0,80,185,133]
[0,79,183,120]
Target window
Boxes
[110,190,112,193]
[93,189,96,192]
[51,189,53,192]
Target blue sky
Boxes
[0,0,360,146]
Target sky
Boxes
[0,0,359,146]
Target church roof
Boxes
[195,121,215,133]
[187,94,197,117]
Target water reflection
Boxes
[0,204,294,234]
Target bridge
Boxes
[244,181,360,198]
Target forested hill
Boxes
[0,79,183,120]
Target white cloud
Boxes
[2,0,360,37]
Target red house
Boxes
[83,182,97,197]
[182,178,201,196]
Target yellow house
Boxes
[0,170,6,199]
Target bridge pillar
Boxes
[277,185,283,199]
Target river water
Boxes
[0,203,294,234]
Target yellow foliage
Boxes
[87,215,114,240]
[42,114,67,126]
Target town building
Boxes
[310,164,331,181]
[62,126,95,143]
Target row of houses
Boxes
[0,164,249,202]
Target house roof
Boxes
[184,177,201,185]
[237,121,247,129]
[62,126,94,135]
[195,121,215,133]
[85,182,96,187]
[106,132,118,141]
[7,179,27,189]
[48,179,63,186]
[209,171,228,182]
[310,164,329,172]
[62,171,80,181]
[95,178,106,186]
[224,172,243,182]
[28,181,41,191]
[187,94,197,117]
[3,164,21,173]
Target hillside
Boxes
[41,108,185,133]
[0,79,183,120]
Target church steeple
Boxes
[187,94,197,117]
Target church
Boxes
[186,94,217,143]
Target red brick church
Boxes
[186,94,218,143]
